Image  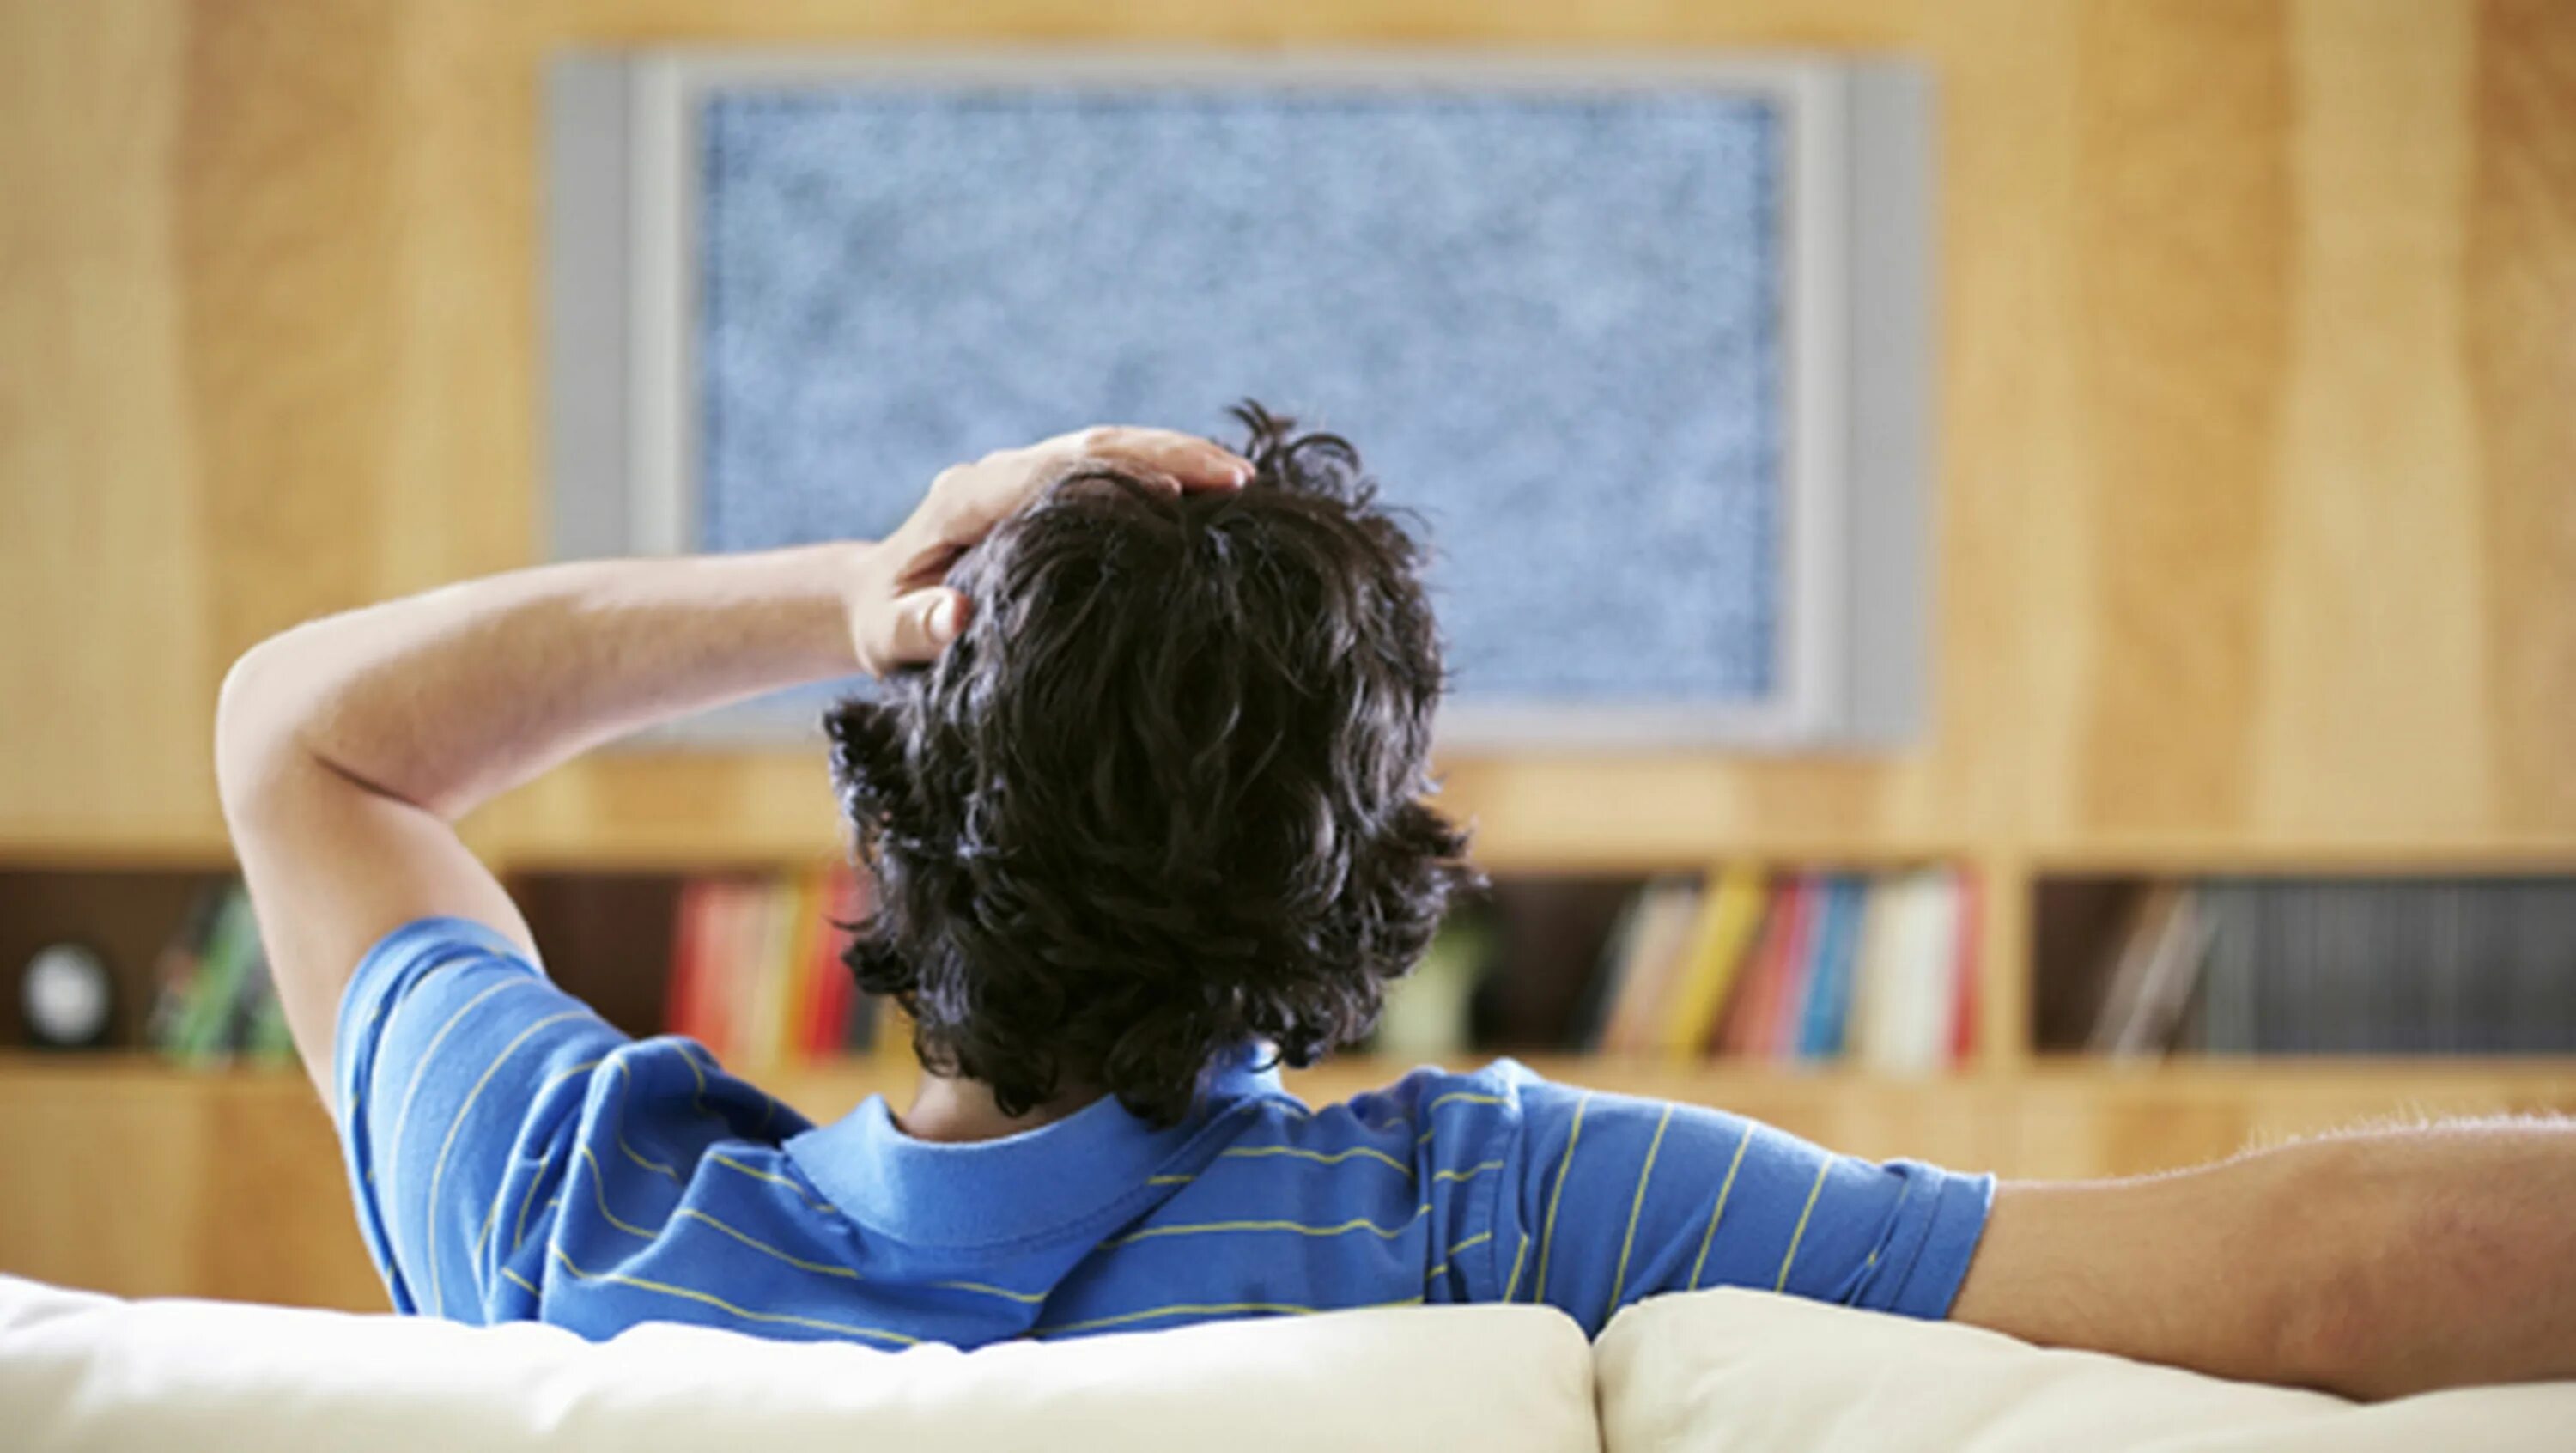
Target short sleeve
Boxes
[1482,1065,1992,1333]
[333,917,629,1320]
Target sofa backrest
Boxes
[0,1274,1600,1453]
[1595,1286,2576,1452]
[12,1272,2574,1452]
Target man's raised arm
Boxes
[214,427,1249,1103]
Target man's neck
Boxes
[898,1073,1107,1144]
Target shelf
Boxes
[0,836,236,872]
[2023,839,2576,876]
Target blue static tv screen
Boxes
[699,85,1785,706]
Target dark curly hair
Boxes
[825,403,1479,1126]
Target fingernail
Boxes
[930,594,962,641]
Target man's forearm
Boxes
[2275,1118,2576,1398]
[217,544,865,822]
[1959,1115,2576,1401]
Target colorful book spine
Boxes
[1724,877,1814,1060]
[1662,867,1769,1061]
[662,866,901,1067]
[1949,873,1981,1063]
[1794,878,1868,1060]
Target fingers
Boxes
[919,427,1252,549]
[1076,427,1254,492]
[870,587,969,672]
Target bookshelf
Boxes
[11,842,2576,1079]
[9,838,2576,1310]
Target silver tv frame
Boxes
[545,48,1934,750]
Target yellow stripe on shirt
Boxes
[570,1164,1057,1305]
[385,978,539,1198]
[577,1144,664,1238]
[422,1010,596,1317]
[1773,1159,1834,1292]
[1416,1091,1511,1144]
[1107,1205,1429,1248]
[1689,1122,1759,1290]
[546,1244,915,1347]
[676,1208,862,1279]
[1607,1103,1675,1316]
[605,1061,683,1182]
[1534,1092,1591,1304]
[708,1152,841,1216]
[473,1056,608,1261]
[930,1278,1048,1305]
[1220,1143,1412,1176]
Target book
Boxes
[702,878,757,1062]
[1379,908,1493,1058]
[803,865,859,1059]
[1793,878,1869,1059]
[168,885,260,1065]
[1569,888,1648,1051]
[1660,867,1769,1060]
[2105,891,2215,1058]
[146,883,228,1055]
[1949,873,1982,1063]
[1854,871,1965,1075]
[1718,877,1813,1060]
[2085,885,2184,1055]
[1844,875,1910,1070]
[766,871,826,1066]
[665,878,717,1048]
[1601,879,1705,1055]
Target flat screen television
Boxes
[546,50,1934,747]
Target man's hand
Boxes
[847,426,1252,675]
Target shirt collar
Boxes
[784,1045,1292,1251]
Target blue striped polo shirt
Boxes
[336,917,1993,1346]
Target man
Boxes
[219,408,2574,1399]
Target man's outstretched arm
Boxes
[215,427,1249,1103]
[1953,1117,2576,1400]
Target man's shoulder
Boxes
[1282,1056,1563,1151]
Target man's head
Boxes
[826,404,1476,1126]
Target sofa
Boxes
[2,1273,2566,1450]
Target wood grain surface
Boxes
[3,0,2571,867]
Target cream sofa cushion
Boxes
[1596,1286,2574,1452]
[0,1274,1599,1453]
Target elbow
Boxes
[214,630,315,817]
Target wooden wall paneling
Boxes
[0,1067,209,1297]
[0,1,216,848]
[195,1073,384,1310]
[1973,852,2034,1068]
[2049,0,2294,839]
[2254,0,2488,835]
[179,1,404,714]
[0,1063,381,1310]
[9,0,2576,1309]
[8,0,2574,860]
[2465,0,2576,833]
